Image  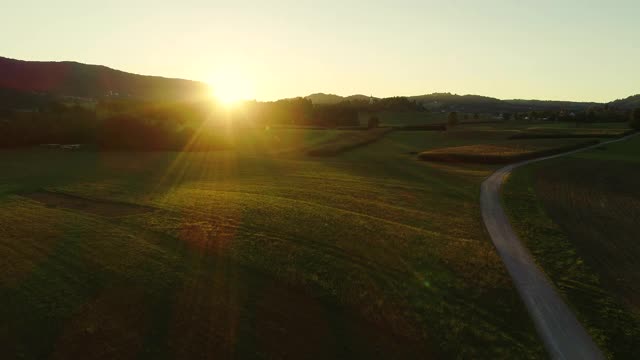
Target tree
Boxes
[631,108,640,130]
[447,111,458,128]
[473,113,480,120]
[503,112,512,121]
[368,115,380,129]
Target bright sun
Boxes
[208,69,255,104]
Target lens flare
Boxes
[208,69,255,104]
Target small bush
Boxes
[631,108,640,130]
[447,112,458,128]
[368,116,380,129]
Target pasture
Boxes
[503,134,640,358]
[0,122,628,359]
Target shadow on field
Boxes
[22,191,153,217]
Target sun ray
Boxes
[208,69,255,105]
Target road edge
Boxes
[480,132,637,359]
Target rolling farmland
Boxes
[503,135,640,358]
[0,123,631,359]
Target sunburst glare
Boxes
[208,69,255,105]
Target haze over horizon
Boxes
[2,0,639,102]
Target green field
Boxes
[0,126,553,359]
[307,128,393,156]
[503,135,640,358]
[217,127,349,155]
[2,123,629,359]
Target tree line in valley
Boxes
[0,95,424,149]
[1,94,638,150]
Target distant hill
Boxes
[305,93,376,105]
[609,94,640,109]
[344,94,373,102]
[306,91,604,113]
[2,56,635,113]
[406,93,598,112]
[305,93,347,105]
[0,56,209,101]
[409,93,503,112]
[503,99,599,111]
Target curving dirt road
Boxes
[480,133,637,359]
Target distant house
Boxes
[40,144,82,150]
[61,96,98,110]
[61,144,81,150]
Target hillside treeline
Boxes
[0,95,636,150]
[0,105,97,147]
[503,105,631,123]
[0,97,362,149]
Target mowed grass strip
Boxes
[231,127,349,155]
[307,128,393,156]
[418,139,598,164]
[502,136,640,359]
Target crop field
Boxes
[417,138,599,163]
[503,135,640,358]
[0,125,556,359]
[465,121,630,132]
[509,127,631,139]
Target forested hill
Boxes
[306,91,602,112]
[0,56,209,100]
[609,94,640,109]
[413,94,598,112]
[1,56,635,112]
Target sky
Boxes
[2,0,639,102]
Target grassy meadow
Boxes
[503,135,640,358]
[0,121,628,359]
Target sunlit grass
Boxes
[0,127,548,358]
